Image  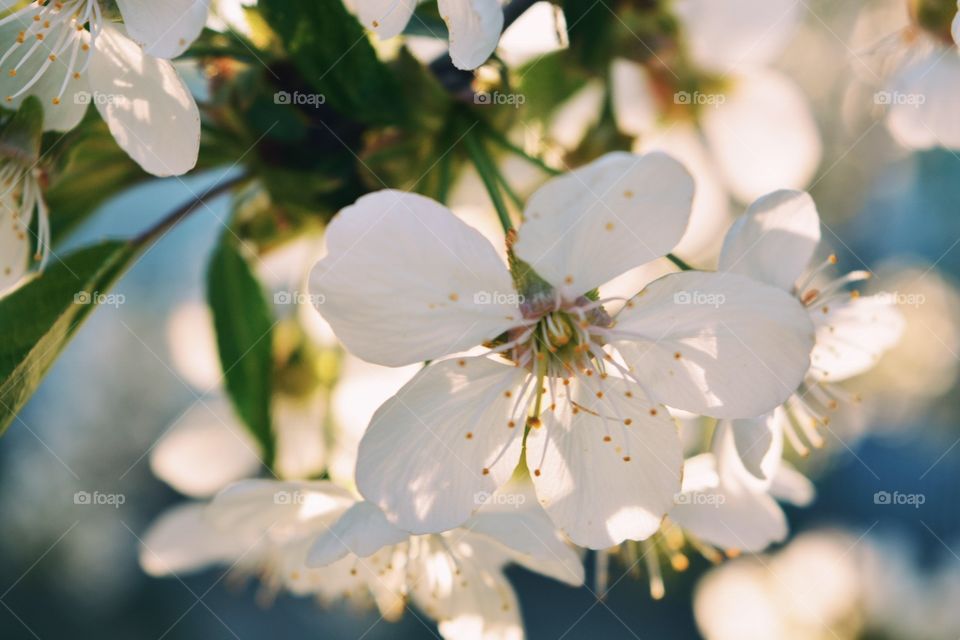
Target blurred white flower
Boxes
[309,152,814,549]
[0,0,205,175]
[349,0,502,70]
[719,190,904,463]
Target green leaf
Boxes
[207,233,276,465]
[0,241,137,436]
[258,0,405,125]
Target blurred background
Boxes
[2,0,960,638]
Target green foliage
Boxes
[207,232,276,466]
[0,241,137,436]
[258,0,407,126]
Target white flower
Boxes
[669,415,814,553]
[306,481,584,640]
[610,0,821,260]
[0,160,47,295]
[309,151,815,549]
[351,0,503,70]
[0,0,207,176]
[718,189,904,470]
[142,479,584,640]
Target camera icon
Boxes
[74,491,91,505]
[873,490,891,505]
[474,92,492,105]
[273,491,292,504]
[473,491,490,505]
[274,291,293,305]
[74,291,92,305]
[473,291,492,304]
[673,291,692,305]
[874,91,892,105]
[274,91,292,105]
[74,91,92,105]
[673,492,691,504]
[674,91,692,105]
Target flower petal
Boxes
[718,190,821,291]
[728,409,786,482]
[310,190,520,367]
[356,356,531,533]
[307,501,409,567]
[674,0,801,74]
[0,20,89,131]
[353,0,418,39]
[526,375,682,549]
[513,152,694,299]
[149,398,263,497]
[439,0,504,70]
[139,503,253,576]
[611,58,658,137]
[88,24,200,176]
[116,0,211,59]
[886,50,960,150]
[770,461,815,507]
[701,71,821,203]
[464,480,585,586]
[611,270,814,418]
[809,294,904,382]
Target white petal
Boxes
[307,501,409,566]
[954,10,960,47]
[634,124,733,261]
[0,20,88,131]
[149,398,262,497]
[208,479,354,540]
[356,356,531,533]
[439,0,504,70]
[117,0,211,59]
[526,375,682,549]
[701,71,821,203]
[670,452,787,552]
[769,461,815,507]
[353,0,418,39]
[165,301,221,392]
[464,481,584,586]
[809,294,905,382]
[513,152,693,299]
[611,58,658,137]
[310,190,520,367]
[728,409,786,482]
[886,49,960,150]
[139,503,254,576]
[611,270,814,418]
[718,190,821,291]
[88,24,200,176]
[497,1,568,67]
[674,0,801,74]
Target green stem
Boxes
[666,253,694,271]
[465,133,514,232]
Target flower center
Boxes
[0,0,103,106]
